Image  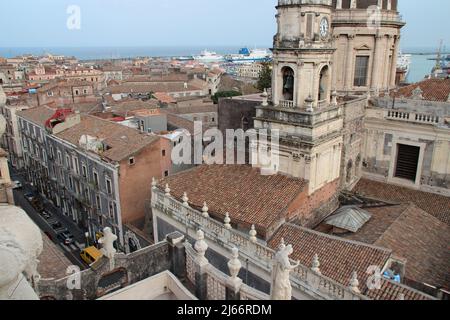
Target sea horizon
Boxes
[0,45,447,60]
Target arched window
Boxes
[318,66,330,102]
[282,67,294,101]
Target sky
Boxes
[0,0,448,51]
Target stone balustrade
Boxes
[385,110,442,126]
[333,9,404,24]
[279,100,295,109]
[152,188,368,300]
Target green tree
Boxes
[256,62,272,92]
[212,90,242,104]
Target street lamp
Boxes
[85,232,90,247]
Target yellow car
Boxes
[80,246,103,265]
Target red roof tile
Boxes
[353,179,450,226]
[392,78,450,102]
[158,165,308,232]
[268,223,392,293]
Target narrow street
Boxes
[11,168,88,269]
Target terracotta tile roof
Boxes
[158,165,308,232]
[153,92,176,104]
[107,83,202,95]
[38,232,73,280]
[268,223,392,293]
[175,104,218,115]
[336,204,409,244]
[37,79,93,93]
[391,78,450,102]
[333,203,450,290]
[353,179,450,226]
[365,278,433,300]
[374,205,450,290]
[55,115,159,162]
[17,105,56,127]
[106,99,160,114]
[164,112,195,135]
[126,74,189,83]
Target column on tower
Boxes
[383,35,394,89]
[371,34,384,91]
[390,35,400,87]
[344,34,355,91]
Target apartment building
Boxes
[16,106,171,249]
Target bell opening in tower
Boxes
[318,66,330,102]
[282,67,294,102]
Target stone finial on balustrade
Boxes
[279,237,286,250]
[305,96,314,112]
[194,229,209,266]
[201,202,209,218]
[152,177,157,190]
[311,254,321,274]
[331,90,338,106]
[182,192,189,207]
[398,293,405,300]
[224,212,232,229]
[228,247,242,281]
[261,89,269,107]
[366,90,372,105]
[249,225,257,243]
[349,271,360,294]
[164,184,171,196]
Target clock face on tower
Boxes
[320,18,329,38]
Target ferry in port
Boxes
[225,48,272,63]
[193,50,225,63]
[397,52,412,77]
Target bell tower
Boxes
[254,0,343,195]
[272,0,334,110]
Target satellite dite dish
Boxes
[0,115,6,136]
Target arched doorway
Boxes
[318,66,330,102]
[281,67,294,101]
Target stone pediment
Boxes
[355,44,371,51]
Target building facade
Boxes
[363,79,450,195]
[17,107,171,249]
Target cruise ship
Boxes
[397,52,412,77]
[193,50,225,63]
[225,48,272,63]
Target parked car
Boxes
[51,222,63,230]
[41,211,52,220]
[80,246,103,265]
[24,192,36,202]
[58,231,74,245]
[31,200,45,213]
[12,181,23,189]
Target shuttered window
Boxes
[354,56,369,87]
[395,144,420,182]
